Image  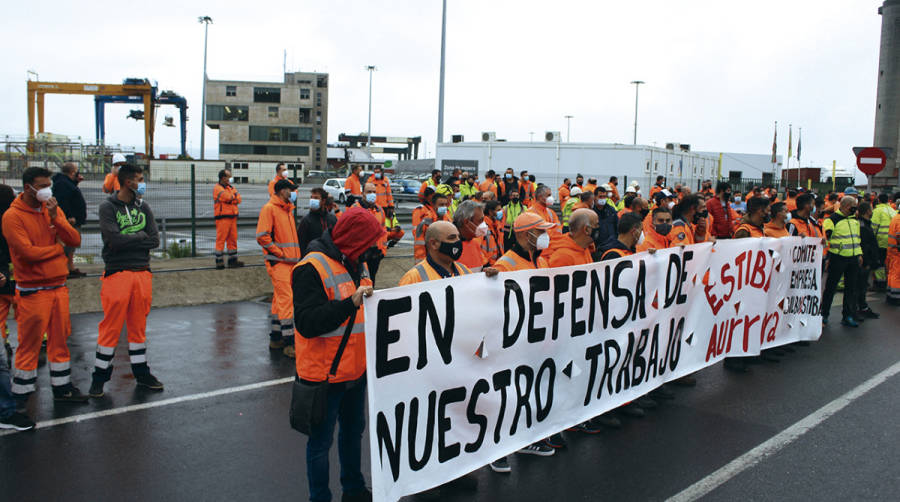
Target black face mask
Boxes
[693,210,708,224]
[763,214,772,224]
[591,227,602,242]
[640,208,650,219]
[439,239,463,260]
[723,191,732,200]
[655,223,672,236]
[510,197,519,204]
[847,206,857,215]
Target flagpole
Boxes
[772,121,778,182]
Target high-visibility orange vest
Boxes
[733,222,764,238]
[494,249,548,271]
[764,222,791,238]
[600,247,633,260]
[344,174,362,196]
[372,176,394,208]
[293,252,371,383]
[213,183,241,218]
[399,259,472,285]
[459,237,488,271]
[102,173,120,194]
[256,195,301,264]
[412,205,446,260]
[268,174,287,196]
[668,220,696,246]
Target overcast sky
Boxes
[1,0,888,179]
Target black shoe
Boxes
[0,412,35,431]
[53,384,90,403]
[672,375,697,387]
[545,432,567,448]
[636,396,658,409]
[89,380,105,398]
[215,262,225,270]
[594,413,622,429]
[724,359,750,373]
[490,456,511,473]
[341,488,373,502]
[228,259,245,268]
[618,403,646,418]
[857,308,880,319]
[517,441,555,456]
[567,420,604,434]
[136,373,164,391]
[650,386,675,400]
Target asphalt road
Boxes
[2,293,899,501]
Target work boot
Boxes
[89,380,105,398]
[228,258,245,268]
[857,308,879,319]
[341,488,373,502]
[269,338,285,350]
[53,384,90,403]
[840,316,860,327]
[136,373,164,391]
[283,345,295,358]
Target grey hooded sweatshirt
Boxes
[98,194,160,273]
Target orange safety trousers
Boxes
[215,218,238,252]
[267,262,295,344]
[11,287,72,395]
[0,293,16,341]
[94,271,153,381]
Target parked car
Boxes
[390,180,404,193]
[323,178,347,203]
[401,179,420,194]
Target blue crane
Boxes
[94,86,188,157]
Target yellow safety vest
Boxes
[823,211,862,257]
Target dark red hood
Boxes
[332,206,386,262]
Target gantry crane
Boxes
[94,89,188,158]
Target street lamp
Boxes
[366,65,377,152]
[436,0,447,145]
[630,80,644,145]
[199,15,213,160]
[564,115,574,142]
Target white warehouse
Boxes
[436,140,782,190]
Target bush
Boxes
[167,240,192,258]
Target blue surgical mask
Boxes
[375,173,383,180]
[366,193,377,204]
[454,191,462,200]
[289,191,297,203]
[496,210,503,220]
[309,198,321,210]
[437,206,448,216]
[135,182,147,196]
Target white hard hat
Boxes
[112,153,127,165]
[570,187,582,196]
[625,186,636,194]
[629,180,640,187]
[601,184,612,191]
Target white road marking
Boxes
[0,376,294,437]
[667,360,900,502]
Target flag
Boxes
[771,121,777,164]
[797,128,801,164]
[787,125,793,160]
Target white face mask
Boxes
[228,177,235,184]
[475,221,489,237]
[33,186,53,202]
[636,231,645,246]
[535,232,550,250]
[544,195,554,206]
[668,201,676,209]
[597,198,607,206]
[785,213,792,223]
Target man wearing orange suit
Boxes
[90,164,163,398]
[3,167,88,402]
[257,179,301,358]
[268,162,288,196]
[213,169,244,270]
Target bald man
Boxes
[550,209,597,268]
[400,221,498,284]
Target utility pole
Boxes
[366,65,376,152]
[630,80,645,145]
[436,0,447,146]
[199,16,213,160]
[564,115,574,142]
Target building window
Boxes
[221,144,310,156]
[317,75,328,88]
[316,92,322,107]
[299,108,312,123]
[300,89,310,100]
[316,110,322,123]
[315,129,321,143]
[206,105,248,121]
[268,106,278,118]
[254,87,281,103]
[225,85,237,97]
[315,147,322,161]
[249,126,313,142]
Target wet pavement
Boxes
[2,295,899,501]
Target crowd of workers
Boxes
[2,158,899,502]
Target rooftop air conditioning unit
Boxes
[451,134,464,143]
[482,131,496,142]
[545,131,561,142]
[665,143,677,150]
[680,144,691,152]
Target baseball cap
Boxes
[513,212,557,233]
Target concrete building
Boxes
[205,71,329,172]
[873,0,900,189]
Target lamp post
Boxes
[366,65,376,152]
[199,16,213,160]
[436,0,447,145]
[630,80,644,145]
[564,115,574,142]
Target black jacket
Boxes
[859,218,881,269]
[592,202,619,250]
[498,176,519,205]
[98,194,160,273]
[293,231,363,339]
[297,209,337,255]
[51,173,87,226]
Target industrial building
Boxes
[436,137,781,190]
[873,0,900,189]
[205,71,329,172]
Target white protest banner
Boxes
[364,237,823,501]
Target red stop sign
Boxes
[855,147,887,175]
